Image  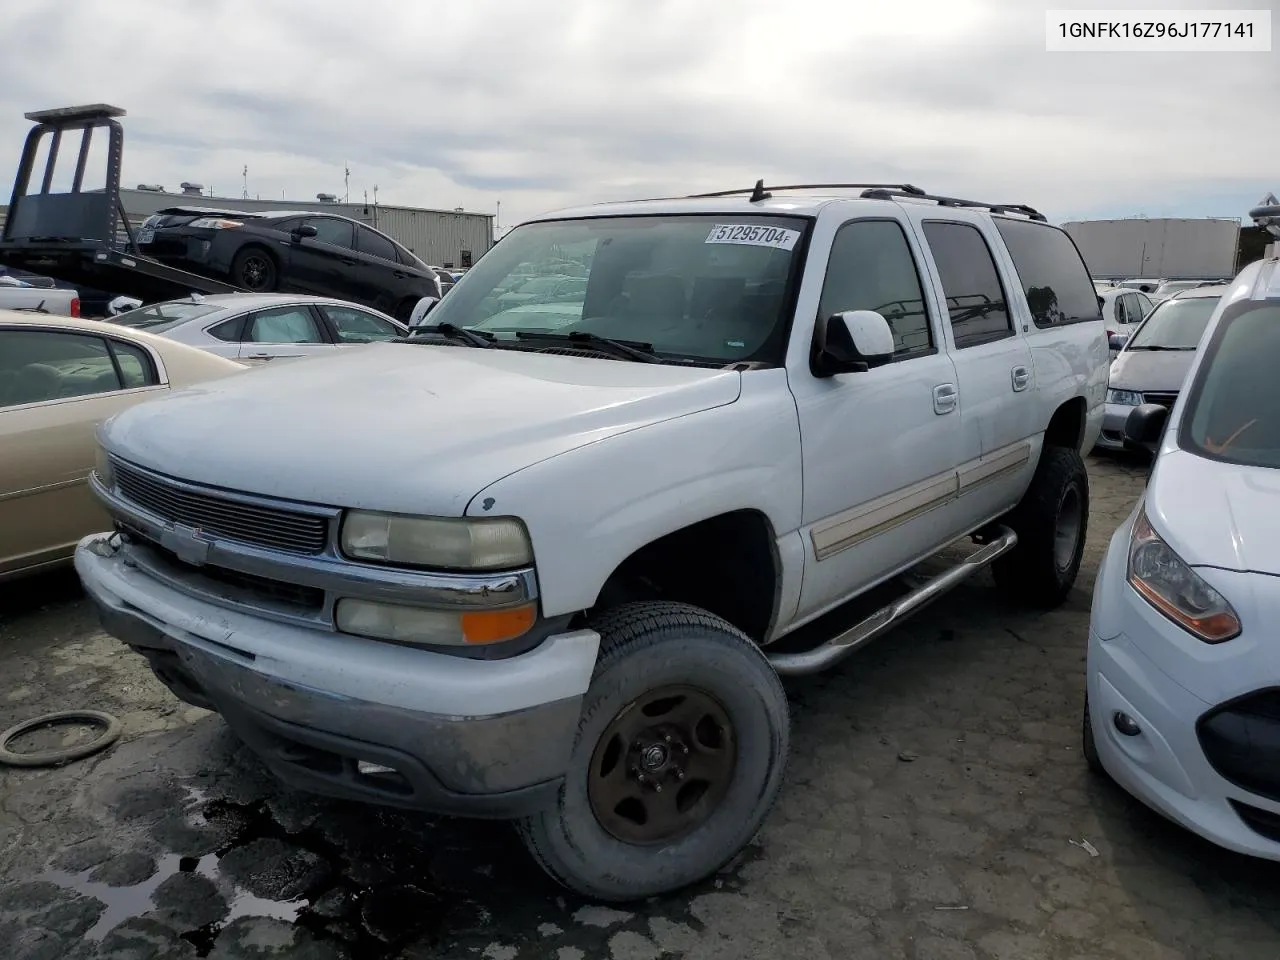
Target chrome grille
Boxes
[111,459,330,555]
[1143,391,1178,409]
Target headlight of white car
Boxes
[1107,388,1143,406]
[335,597,536,647]
[1127,509,1241,643]
[93,445,115,490]
[340,511,533,570]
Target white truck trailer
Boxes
[1061,217,1241,282]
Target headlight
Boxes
[94,446,115,489]
[336,599,536,646]
[1107,389,1143,406]
[340,511,533,570]
[1127,509,1240,643]
[187,218,244,229]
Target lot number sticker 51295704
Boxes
[705,224,801,250]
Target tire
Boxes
[1082,693,1106,777]
[517,601,790,901]
[993,445,1089,608]
[230,246,278,292]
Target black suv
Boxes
[135,207,443,321]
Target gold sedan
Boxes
[0,311,245,581]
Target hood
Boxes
[101,343,742,515]
[1108,349,1197,392]
[1147,450,1280,575]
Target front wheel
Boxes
[993,445,1089,608]
[518,601,790,902]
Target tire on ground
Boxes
[517,600,790,901]
[993,445,1089,608]
[230,246,278,292]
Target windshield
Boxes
[1126,296,1219,349]
[421,215,807,364]
[110,301,223,332]
[1181,303,1280,469]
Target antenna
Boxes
[749,179,771,202]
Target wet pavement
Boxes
[2,454,1279,959]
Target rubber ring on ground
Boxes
[0,710,122,768]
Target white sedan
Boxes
[110,293,408,364]
[1085,253,1280,859]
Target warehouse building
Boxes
[1,185,495,270]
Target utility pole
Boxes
[344,163,350,203]
[242,165,248,200]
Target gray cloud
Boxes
[0,0,1275,228]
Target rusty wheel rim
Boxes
[587,685,737,845]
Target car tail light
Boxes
[70,297,81,318]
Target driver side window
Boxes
[818,219,934,358]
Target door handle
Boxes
[1011,365,1031,392]
[246,353,275,361]
[341,258,357,266]
[393,270,407,278]
[933,383,958,415]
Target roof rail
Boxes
[686,180,927,202]
[24,104,126,123]
[859,187,1048,222]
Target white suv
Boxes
[75,182,1109,901]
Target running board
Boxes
[767,526,1018,677]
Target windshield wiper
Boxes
[513,330,660,363]
[1128,345,1194,351]
[401,323,494,348]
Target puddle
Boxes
[41,786,452,957]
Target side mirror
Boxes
[292,224,318,242]
[811,310,895,377]
[1124,403,1168,456]
[1109,333,1128,351]
[408,296,440,327]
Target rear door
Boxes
[910,215,1037,529]
[237,305,337,363]
[353,225,418,314]
[0,327,166,576]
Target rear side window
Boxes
[208,317,245,342]
[107,339,158,388]
[921,221,1012,348]
[994,218,1103,328]
[357,226,399,263]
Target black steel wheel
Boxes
[231,247,278,292]
[587,684,737,846]
[518,601,789,902]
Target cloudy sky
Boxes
[0,0,1275,230]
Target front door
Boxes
[288,217,363,300]
[237,305,338,364]
[912,216,1036,531]
[791,216,966,622]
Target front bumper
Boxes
[75,533,600,818]
[1087,523,1280,859]
[1094,402,1136,451]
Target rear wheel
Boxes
[993,446,1089,608]
[518,601,789,901]
[231,247,278,292]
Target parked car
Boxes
[1094,285,1227,452]
[1084,253,1280,861]
[77,184,1109,902]
[1116,278,1162,294]
[0,281,80,316]
[1100,287,1154,344]
[134,206,444,321]
[108,293,408,364]
[0,312,244,581]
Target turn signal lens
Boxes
[335,599,536,647]
[1127,509,1241,643]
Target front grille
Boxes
[1198,689,1280,803]
[112,459,329,555]
[1143,391,1178,409]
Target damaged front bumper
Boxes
[75,532,600,818]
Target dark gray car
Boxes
[1096,285,1227,451]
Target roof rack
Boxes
[859,187,1047,222]
[686,180,926,202]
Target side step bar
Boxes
[768,526,1018,677]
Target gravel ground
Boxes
[1,453,1278,959]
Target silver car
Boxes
[1095,285,1227,451]
[107,293,408,364]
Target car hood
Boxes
[1108,349,1197,392]
[1147,450,1280,576]
[100,343,742,515]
